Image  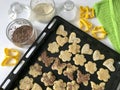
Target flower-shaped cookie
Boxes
[46,87,52,90]
[41,72,56,86]
[67,81,79,90]
[31,83,42,90]
[53,79,66,90]
[59,50,72,62]
[97,68,110,82]
[85,61,97,74]
[29,63,42,78]
[68,43,80,54]
[19,76,33,90]
[73,54,86,66]
[48,42,59,53]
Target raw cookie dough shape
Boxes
[81,43,93,55]
[103,58,115,72]
[48,42,59,54]
[93,50,105,61]
[97,68,110,82]
[59,50,72,62]
[52,58,66,75]
[85,61,97,74]
[46,87,52,90]
[19,76,33,90]
[67,81,79,90]
[38,51,55,67]
[76,70,90,86]
[63,64,78,80]
[56,35,68,46]
[13,87,18,90]
[73,54,86,66]
[56,25,68,37]
[69,32,81,43]
[29,63,42,78]
[53,79,66,90]
[41,71,56,86]
[90,81,105,90]
[68,43,80,54]
[31,83,42,90]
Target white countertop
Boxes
[0,0,115,88]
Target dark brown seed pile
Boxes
[12,25,33,43]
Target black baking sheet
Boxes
[1,16,120,90]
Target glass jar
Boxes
[8,2,31,20]
[6,18,37,47]
[30,0,56,23]
[59,0,77,21]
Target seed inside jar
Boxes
[12,25,33,44]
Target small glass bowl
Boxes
[6,18,37,47]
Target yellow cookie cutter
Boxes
[80,18,92,32]
[4,48,20,59]
[1,48,21,66]
[80,6,95,19]
[80,6,86,18]
[85,6,94,19]
[1,56,19,66]
[91,26,107,40]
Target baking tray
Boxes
[1,16,120,90]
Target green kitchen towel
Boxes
[94,0,120,53]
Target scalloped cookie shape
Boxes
[41,72,56,86]
[19,76,33,90]
[85,61,97,74]
[48,42,59,54]
[29,63,42,78]
[46,87,52,90]
[97,68,110,82]
[31,83,42,90]
[67,81,79,90]
[68,43,80,54]
[53,79,66,90]
[73,54,86,66]
[59,50,72,62]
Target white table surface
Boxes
[0,0,116,89]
